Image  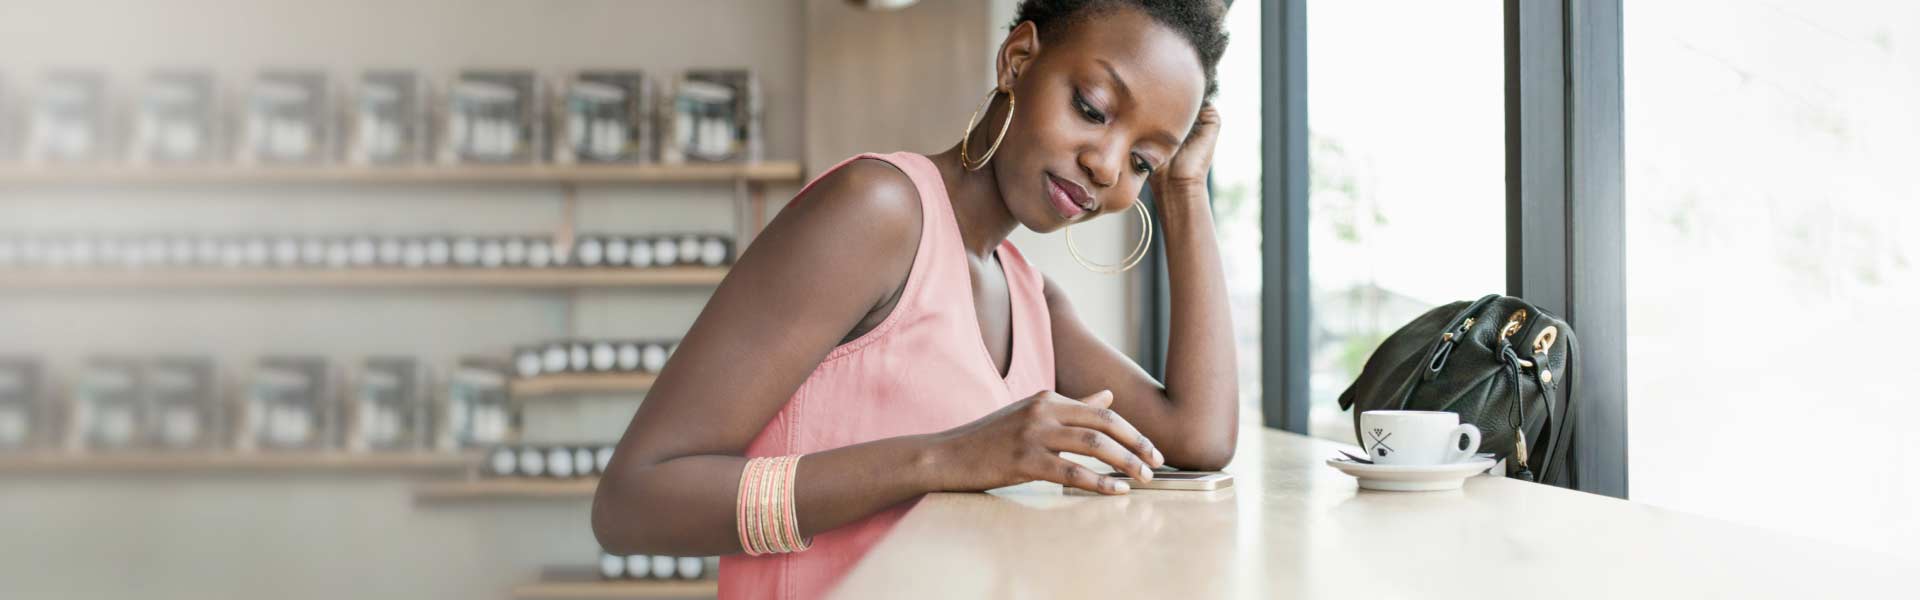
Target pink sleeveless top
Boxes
[717,152,1057,600]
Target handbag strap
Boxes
[1541,330,1579,485]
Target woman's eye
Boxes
[1073,93,1106,124]
[1132,154,1154,175]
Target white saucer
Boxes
[1325,456,1498,492]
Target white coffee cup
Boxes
[1358,410,1481,466]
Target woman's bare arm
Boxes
[592,160,1163,556]
[592,160,937,555]
[1047,105,1238,470]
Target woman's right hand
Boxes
[924,390,1166,495]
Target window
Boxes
[1304,0,1506,443]
[1626,0,1920,561]
[1212,0,1264,415]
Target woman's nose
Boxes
[1077,147,1122,190]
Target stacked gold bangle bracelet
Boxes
[736,455,811,556]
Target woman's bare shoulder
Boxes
[756,158,923,262]
[788,158,923,232]
[732,158,923,307]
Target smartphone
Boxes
[1107,470,1234,491]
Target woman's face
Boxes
[990,9,1207,233]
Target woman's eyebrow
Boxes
[1096,58,1183,149]
[1097,58,1134,100]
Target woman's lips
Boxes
[1045,174,1094,220]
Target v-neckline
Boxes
[923,152,1018,385]
[963,245,1018,383]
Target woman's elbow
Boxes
[1159,392,1239,471]
[1167,438,1236,471]
[1163,419,1238,471]
[590,477,645,555]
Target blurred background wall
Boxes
[0,1,1135,598]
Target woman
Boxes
[593,1,1235,597]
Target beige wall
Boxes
[0,1,1138,598]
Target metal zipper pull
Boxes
[1427,318,1476,378]
[1513,429,1530,466]
[1511,429,1535,481]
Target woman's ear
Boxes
[996,21,1042,90]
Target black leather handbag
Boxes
[1337,294,1578,486]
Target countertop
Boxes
[829,425,1910,598]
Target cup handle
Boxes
[1444,424,1482,464]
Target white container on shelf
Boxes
[629,237,655,268]
[677,235,701,265]
[0,238,17,268]
[488,446,518,477]
[576,236,604,267]
[514,347,543,378]
[271,238,300,266]
[675,556,705,579]
[651,237,678,266]
[541,343,570,374]
[596,446,615,473]
[568,343,590,372]
[401,238,427,268]
[243,238,272,267]
[197,238,223,266]
[700,236,730,266]
[640,342,668,374]
[503,237,529,266]
[350,237,377,267]
[616,342,641,371]
[424,237,451,267]
[599,552,625,580]
[604,237,630,266]
[517,446,545,477]
[167,237,197,266]
[590,342,616,372]
[479,238,505,268]
[650,556,675,580]
[527,240,554,268]
[451,237,480,267]
[625,554,652,579]
[546,446,575,478]
[300,238,327,267]
[573,446,595,476]
[324,239,351,268]
[378,238,404,266]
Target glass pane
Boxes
[1212,0,1263,416]
[1626,1,1920,560]
[1306,0,1507,443]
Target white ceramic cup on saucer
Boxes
[1359,410,1481,466]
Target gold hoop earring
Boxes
[960,86,1015,171]
[1066,199,1153,273]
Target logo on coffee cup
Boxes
[1368,428,1395,457]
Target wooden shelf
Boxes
[414,477,599,501]
[514,569,716,600]
[513,373,656,397]
[0,267,727,289]
[0,451,477,474]
[0,162,803,185]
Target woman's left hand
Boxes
[1151,103,1222,193]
